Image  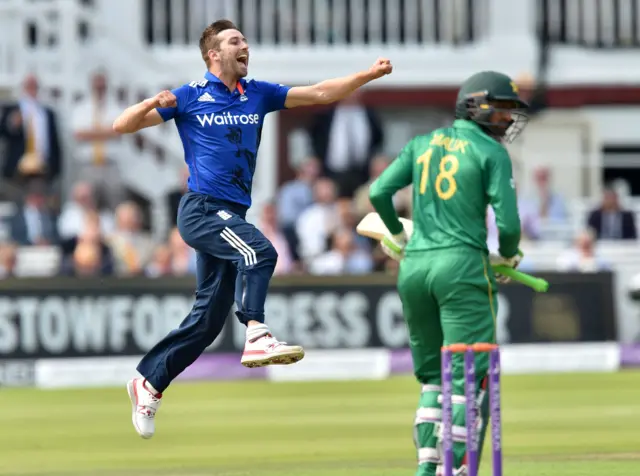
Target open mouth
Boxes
[237,54,248,67]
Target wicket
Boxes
[440,343,502,476]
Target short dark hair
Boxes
[199,20,239,66]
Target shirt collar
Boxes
[453,119,483,133]
[453,119,503,144]
[203,72,245,94]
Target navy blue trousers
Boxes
[137,192,278,392]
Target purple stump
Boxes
[464,348,479,476]
[441,348,454,476]
[489,348,503,476]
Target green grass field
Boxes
[1,371,639,476]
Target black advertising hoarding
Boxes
[0,272,616,359]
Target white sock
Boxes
[246,323,270,342]
[143,380,160,396]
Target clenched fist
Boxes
[368,58,393,80]
[152,90,177,108]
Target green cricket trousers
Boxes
[397,246,498,476]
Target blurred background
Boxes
[0,0,638,385]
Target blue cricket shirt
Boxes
[157,71,290,209]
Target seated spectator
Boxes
[277,156,320,260]
[352,155,412,220]
[57,181,115,239]
[335,197,371,252]
[520,167,567,239]
[108,201,155,275]
[260,201,294,275]
[168,227,196,276]
[487,202,540,253]
[309,230,373,275]
[556,229,610,272]
[0,243,17,278]
[296,177,338,262]
[587,187,637,240]
[9,178,58,246]
[71,241,104,277]
[60,212,114,275]
[145,244,173,278]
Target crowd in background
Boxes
[0,72,636,279]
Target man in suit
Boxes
[0,75,61,182]
[587,187,637,240]
[9,178,58,246]
[309,89,384,198]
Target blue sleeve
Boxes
[254,80,291,113]
[156,85,191,122]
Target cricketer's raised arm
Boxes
[369,138,414,236]
[284,58,392,108]
[485,147,521,259]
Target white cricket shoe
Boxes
[126,378,162,439]
[241,333,305,368]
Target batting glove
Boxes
[381,230,408,262]
[489,249,523,284]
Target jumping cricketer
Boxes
[113,19,392,439]
[368,71,528,476]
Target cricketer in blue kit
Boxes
[113,19,393,439]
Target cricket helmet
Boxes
[455,71,529,143]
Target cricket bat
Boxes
[356,212,549,293]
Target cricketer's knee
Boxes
[234,241,278,325]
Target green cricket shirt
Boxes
[369,119,521,258]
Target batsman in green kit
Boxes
[369,71,529,476]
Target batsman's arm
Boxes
[485,148,521,258]
[284,58,392,108]
[369,140,414,235]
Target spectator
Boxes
[521,166,567,238]
[57,181,115,239]
[71,70,127,209]
[0,243,17,278]
[60,212,114,276]
[309,230,373,275]
[352,155,412,220]
[168,227,196,276]
[167,167,190,227]
[487,201,540,253]
[277,156,320,259]
[71,241,104,277]
[108,201,155,275]
[9,178,58,246]
[260,201,294,275]
[145,244,174,278]
[296,177,338,262]
[335,197,371,252]
[556,229,610,272]
[0,74,62,183]
[587,187,637,240]
[309,89,384,197]
[353,155,388,219]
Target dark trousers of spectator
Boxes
[329,166,368,198]
[136,192,278,392]
[281,224,300,261]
